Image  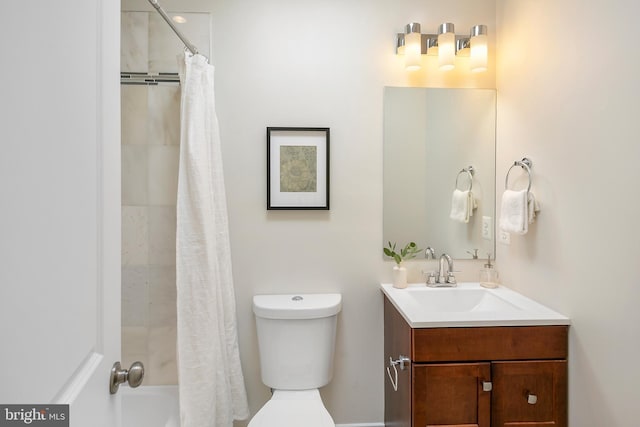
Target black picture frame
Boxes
[267,127,330,210]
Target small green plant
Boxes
[383,241,422,266]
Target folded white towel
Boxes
[499,189,527,233]
[450,189,476,223]
[499,189,540,234]
[527,191,540,225]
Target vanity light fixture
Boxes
[404,23,423,71]
[437,23,456,71]
[395,23,488,72]
[469,25,488,72]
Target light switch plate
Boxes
[482,216,492,240]
[499,230,511,245]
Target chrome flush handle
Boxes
[386,355,411,392]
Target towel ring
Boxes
[505,158,532,192]
[455,166,475,192]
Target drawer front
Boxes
[412,326,568,362]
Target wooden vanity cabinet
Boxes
[384,296,568,427]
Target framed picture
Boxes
[267,127,330,210]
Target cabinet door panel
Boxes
[413,363,491,427]
[384,297,413,427]
[492,360,567,427]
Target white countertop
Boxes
[381,282,570,328]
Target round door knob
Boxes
[110,361,145,394]
[127,362,144,387]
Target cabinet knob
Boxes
[482,381,493,392]
[528,394,538,405]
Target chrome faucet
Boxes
[424,247,436,259]
[436,253,456,286]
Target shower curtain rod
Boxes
[147,0,200,56]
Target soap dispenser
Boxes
[479,254,499,288]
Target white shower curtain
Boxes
[176,52,249,427]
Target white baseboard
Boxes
[335,423,384,427]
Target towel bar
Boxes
[505,158,532,192]
[455,166,475,191]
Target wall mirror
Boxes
[383,87,496,260]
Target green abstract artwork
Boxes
[280,145,317,192]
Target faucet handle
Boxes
[421,270,437,285]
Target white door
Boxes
[0,1,122,426]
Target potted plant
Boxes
[383,241,422,288]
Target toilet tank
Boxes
[253,293,342,390]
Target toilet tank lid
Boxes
[253,293,342,320]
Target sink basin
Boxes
[405,287,521,313]
[381,283,570,328]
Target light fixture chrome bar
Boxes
[147,0,199,56]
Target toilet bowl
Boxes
[248,389,334,427]
[250,293,342,427]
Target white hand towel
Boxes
[527,191,540,225]
[450,189,476,223]
[499,189,527,234]
[499,189,540,235]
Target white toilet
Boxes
[250,293,342,427]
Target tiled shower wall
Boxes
[121,83,180,384]
[120,11,210,384]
